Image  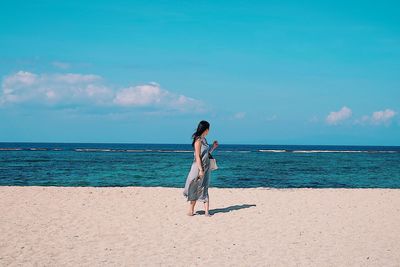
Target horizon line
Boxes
[0,141,399,147]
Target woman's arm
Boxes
[209,140,218,154]
[194,138,204,174]
[209,147,215,154]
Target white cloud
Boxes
[371,109,396,124]
[356,109,397,126]
[113,84,166,106]
[0,70,205,113]
[1,71,110,105]
[112,82,205,112]
[2,71,37,88]
[1,71,39,104]
[326,106,352,125]
[52,73,101,84]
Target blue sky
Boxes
[0,0,399,145]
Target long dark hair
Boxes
[191,120,210,147]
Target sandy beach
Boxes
[0,186,399,266]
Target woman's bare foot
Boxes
[205,212,212,217]
[187,211,194,216]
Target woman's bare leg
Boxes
[204,200,211,216]
[187,200,196,216]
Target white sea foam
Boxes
[157,150,192,153]
[259,150,286,153]
[75,148,109,152]
[258,149,398,153]
[293,150,364,153]
[67,148,399,153]
[291,150,387,153]
[221,150,251,153]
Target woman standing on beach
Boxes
[183,120,218,217]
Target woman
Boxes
[183,120,218,217]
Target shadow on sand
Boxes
[196,204,256,215]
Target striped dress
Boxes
[183,136,211,202]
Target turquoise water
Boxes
[1,142,399,188]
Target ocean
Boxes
[1,142,399,188]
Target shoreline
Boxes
[1,186,399,266]
[1,185,400,189]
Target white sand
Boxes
[0,186,399,266]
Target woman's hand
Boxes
[212,140,219,149]
[199,169,205,178]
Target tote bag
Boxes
[209,153,218,171]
